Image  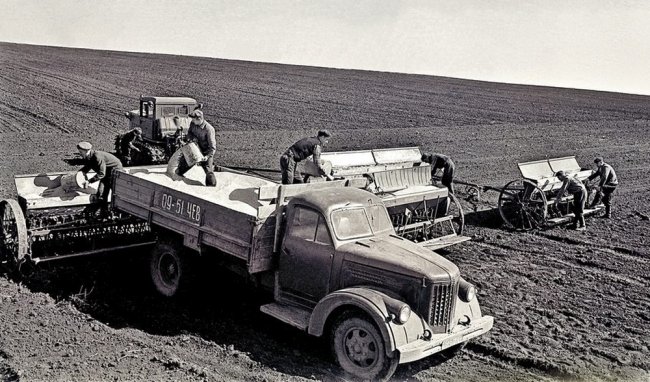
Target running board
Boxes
[260,303,311,331]
[546,207,604,225]
[420,235,472,251]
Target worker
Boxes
[175,109,217,186]
[172,115,184,138]
[77,141,123,216]
[421,153,455,193]
[120,127,143,166]
[554,170,587,231]
[280,130,334,184]
[587,157,618,218]
[165,116,185,154]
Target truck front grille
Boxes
[428,283,456,333]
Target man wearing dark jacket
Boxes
[120,127,142,165]
[176,109,217,186]
[588,157,618,218]
[555,170,587,231]
[420,153,455,193]
[280,130,333,184]
[77,141,123,214]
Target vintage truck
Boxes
[1,165,493,381]
[112,166,493,380]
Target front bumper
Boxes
[397,315,494,364]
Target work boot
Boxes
[600,205,611,218]
[575,226,586,231]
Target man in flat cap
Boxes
[420,152,456,193]
[587,157,618,218]
[554,170,587,231]
[280,129,334,184]
[119,127,143,166]
[175,109,217,186]
[77,141,123,216]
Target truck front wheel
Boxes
[149,242,183,297]
[331,315,399,382]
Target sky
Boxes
[2,0,650,95]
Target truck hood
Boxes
[339,235,460,283]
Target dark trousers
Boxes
[96,167,121,212]
[441,160,455,194]
[177,154,214,176]
[280,153,302,185]
[592,185,616,207]
[572,188,586,227]
[121,144,134,165]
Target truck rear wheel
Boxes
[331,314,399,382]
[149,242,183,297]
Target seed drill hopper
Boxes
[0,171,153,269]
[304,147,470,250]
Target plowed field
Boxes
[1,42,649,382]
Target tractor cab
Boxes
[125,96,199,141]
[119,96,202,165]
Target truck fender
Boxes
[308,287,401,355]
[452,295,483,324]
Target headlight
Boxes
[397,305,411,324]
[458,279,476,303]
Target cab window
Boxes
[161,106,176,117]
[289,207,332,245]
[141,101,154,117]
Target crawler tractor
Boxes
[116,96,201,165]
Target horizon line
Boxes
[3,40,650,98]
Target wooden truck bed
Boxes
[112,165,279,273]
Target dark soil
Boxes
[1,42,649,381]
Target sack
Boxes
[182,142,203,167]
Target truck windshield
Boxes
[331,205,394,240]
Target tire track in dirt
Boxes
[5,63,128,110]
[0,100,68,133]
[473,239,648,287]
[466,343,572,379]
[534,231,649,261]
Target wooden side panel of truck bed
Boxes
[112,170,276,272]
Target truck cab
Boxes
[264,187,493,381]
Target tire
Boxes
[149,242,183,297]
[331,314,399,382]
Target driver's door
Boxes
[278,206,334,307]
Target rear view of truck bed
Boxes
[112,166,279,272]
